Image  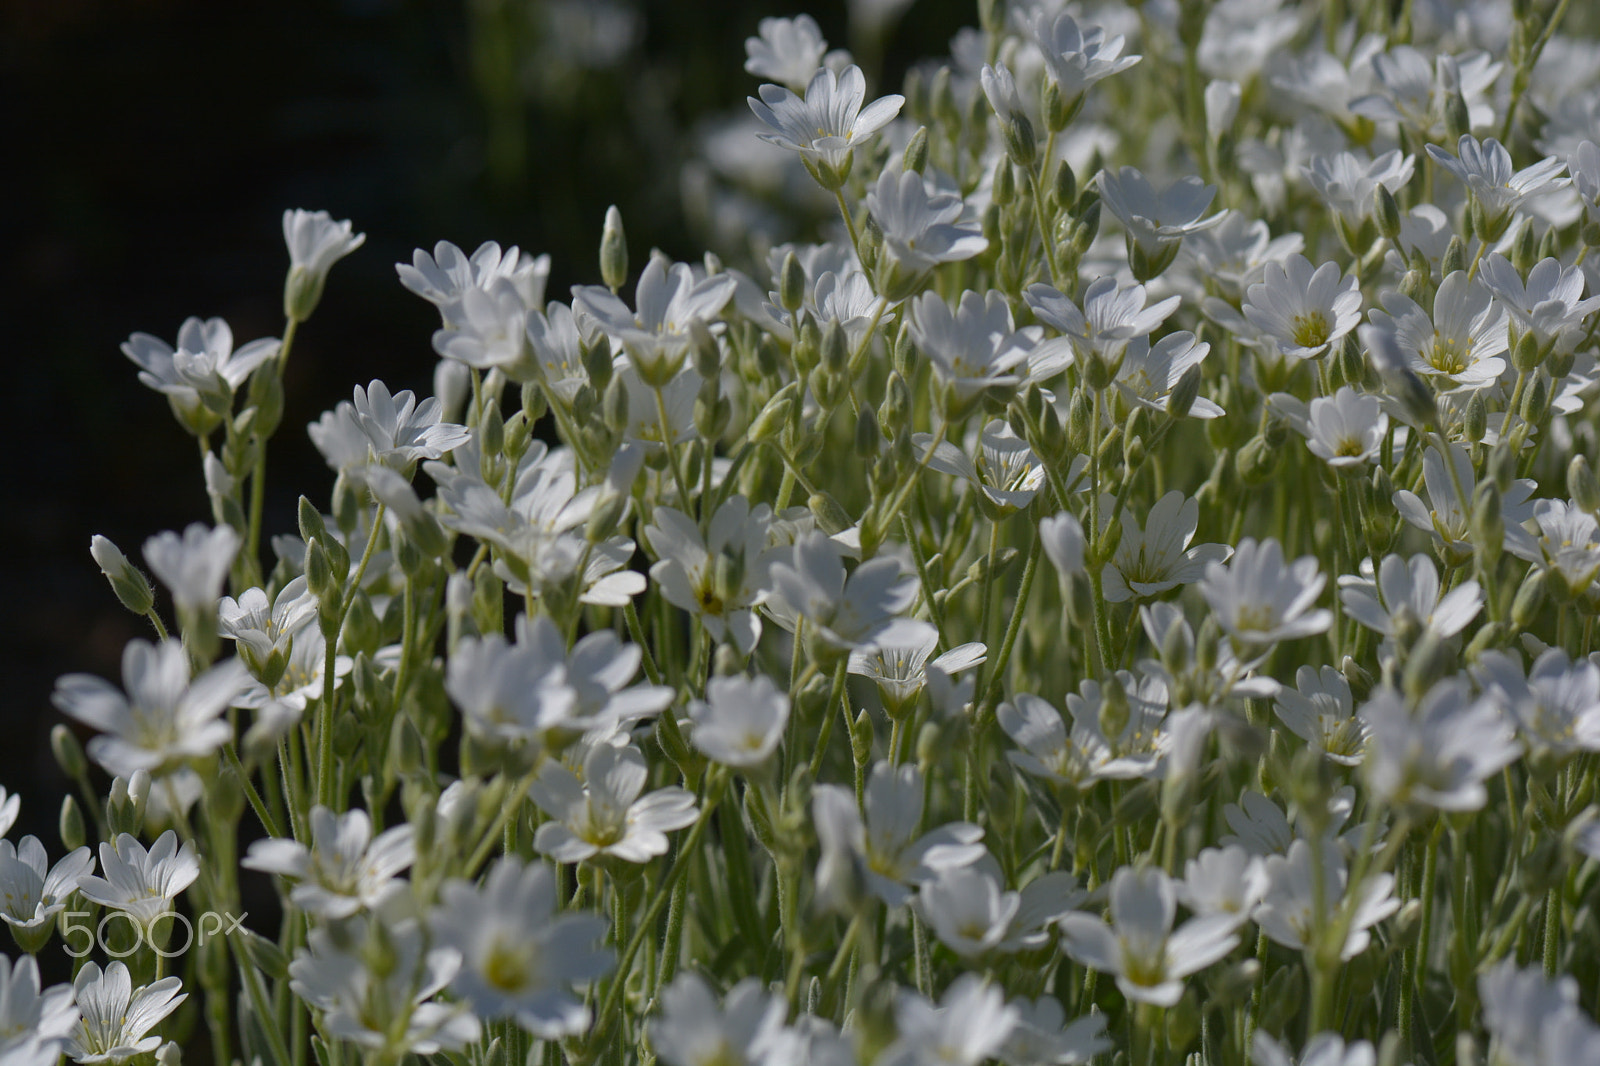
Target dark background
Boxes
[2,0,968,861]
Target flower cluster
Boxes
[26,2,1600,1066]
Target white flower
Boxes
[1478,254,1600,356]
[514,613,673,729]
[917,864,1020,958]
[1242,254,1362,360]
[1058,865,1238,1007]
[1180,845,1268,929]
[998,996,1109,1066]
[1358,681,1521,811]
[1100,490,1231,603]
[813,762,984,909]
[445,632,575,747]
[644,497,778,654]
[748,64,902,187]
[430,279,533,374]
[1367,270,1508,390]
[687,673,790,768]
[1392,441,1536,561]
[525,301,590,403]
[218,576,317,683]
[530,743,698,863]
[1291,386,1388,467]
[66,962,184,1065]
[1096,166,1226,262]
[1273,665,1368,766]
[76,831,198,926]
[1570,140,1600,223]
[768,531,917,652]
[621,365,701,452]
[432,858,610,1038]
[865,170,988,298]
[919,420,1046,517]
[1031,10,1139,100]
[1505,498,1600,597]
[1350,47,1501,138]
[1475,648,1600,756]
[1000,676,1169,790]
[1339,552,1482,640]
[350,379,470,470]
[1040,511,1087,578]
[1255,838,1399,960]
[242,806,414,919]
[1252,1031,1378,1066]
[572,256,737,385]
[1426,135,1567,237]
[848,618,984,719]
[1478,959,1584,1066]
[0,836,93,943]
[289,905,478,1055]
[1026,276,1179,373]
[0,953,77,1066]
[1116,331,1223,418]
[120,317,279,435]
[1199,538,1332,647]
[142,523,240,613]
[231,619,350,717]
[282,209,365,319]
[909,291,1036,409]
[743,14,831,91]
[650,975,789,1066]
[879,975,1018,1066]
[52,639,248,777]
[397,240,549,322]
[0,786,18,839]
[1181,213,1304,298]
[1301,150,1415,232]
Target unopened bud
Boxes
[1098,677,1130,740]
[1513,220,1539,276]
[1237,435,1280,485]
[600,205,628,292]
[854,405,882,458]
[1374,184,1402,242]
[1442,236,1468,278]
[1472,481,1504,566]
[1512,569,1547,629]
[779,252,806,315]
[903,125,929,174]
[809,492,853,536]
[1445,90,1471,141]
[1572,455,1600,515]
[1521,372,1549,424]
[90,535,155,616]
[1053,159,1077,209]
[1463,389,1488,443]
[59,794,86,852]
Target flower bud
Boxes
[58,794,86,852]
[821,320,849,376]
[1573,455,1600,515]
[1167,364,1202,420]
[1237,435,1280,485]
[902,125,929,175]
[1445,89,1471,142]
[1520,372,1549,425]
[1467,488,1502,582]
[1512,568,1547,630]
[90,535,155,617]
[1098,676,1130,740]
[854,405,882,458]
[1513,219,1539,276]
[1374,184,1403,242]
[1462,389,1488,444]
[779,252,806,315]
[750,383,799,442]
[1052,158,1077,211]
[1465,622,1505,659]
[808,492,853,536]
[992,156,1016,208]
[247,364,285,439]
[600,205,628,293]
[1442,235,1468,278]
